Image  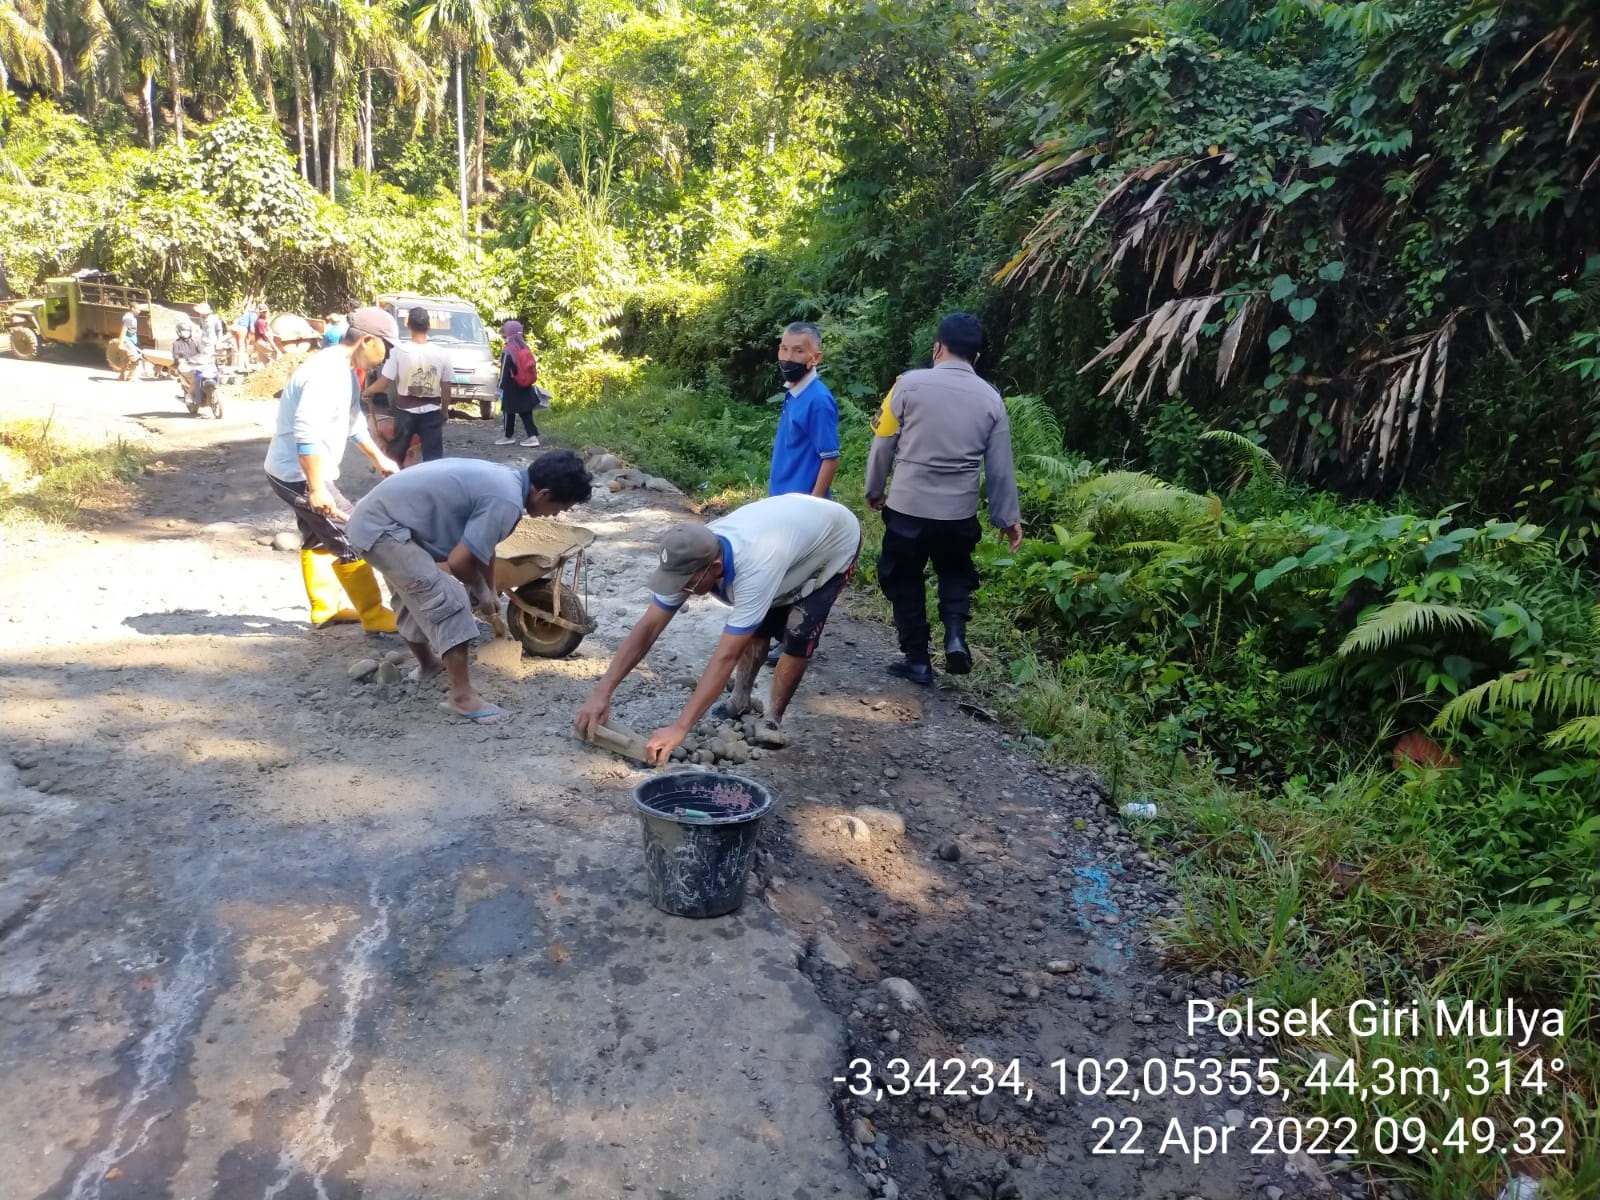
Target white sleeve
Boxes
[724,560,782,634]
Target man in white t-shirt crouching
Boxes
[574,493,861,764]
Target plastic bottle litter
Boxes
[1119,801,1159,820]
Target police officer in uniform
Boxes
[864,313,1023,685]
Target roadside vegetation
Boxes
[3,0,1596,1194]
[0,417,148,526]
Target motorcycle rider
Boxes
[171,317,216,412]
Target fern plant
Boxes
[1432,604,1600,751]
[1336,602,1491,657]
[1199,429,1285,490]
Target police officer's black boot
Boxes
[943,622,971,675]
[887,656,934,686]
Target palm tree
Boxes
[143,0,199,148]
[312,0,361,197]
[0,0,64,93]
[283,1,312,179]
[347,0,436,179]
[69,1,118,118]
[413,0,492,234]
[193,0,286,117]
[88,0,159,147]
[469,2,553,198]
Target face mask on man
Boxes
[777,358,810,385]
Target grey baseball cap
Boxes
[346,305,399,347]
[649,524,721,595]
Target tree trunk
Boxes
[474,59,487,199]
[166,28,185,148]
[363,66,374,175]
[309,71,324,192]
[288,12,308,179]
[264,70,276,121]
[143,72,157,150]
[454,56,469,237]
[328,91,338,198]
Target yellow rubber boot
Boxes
[301,549,360,625]
[331,558,399,633]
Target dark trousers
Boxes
[388,406,445,463]
[266,473,357,560]
[504,406,539,438]
[876,508,981,662]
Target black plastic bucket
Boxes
[633,771,774,918]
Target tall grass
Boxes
[1000,653,1599,1200]
[0,417,148,526]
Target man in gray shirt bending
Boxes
[864,313,1023,686]
[346,451,593,722]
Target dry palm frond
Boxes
[1216,294,1264,387]
[997,152,1238,295]
[1354,308,1463,480]
[1080,293,1228,413]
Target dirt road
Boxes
[1,353,1339,1200]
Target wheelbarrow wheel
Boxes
[508,580,586,658]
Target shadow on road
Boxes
[122,611,307,638]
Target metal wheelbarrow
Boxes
[492,519,598,658]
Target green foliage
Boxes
[993,0,1600,518]
[0,99,108,282]
[0,417,148,526]
[985,446,1600,906]
[10,7,1600,1188]
[342,180,507,317]
[1152,759,1599,1200]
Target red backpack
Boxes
[509,344,537,386]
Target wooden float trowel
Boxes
[582,721,654,766]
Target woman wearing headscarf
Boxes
[496,319,541,447]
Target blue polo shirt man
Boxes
[769,321,841,498]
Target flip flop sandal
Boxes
[440,702,508,725]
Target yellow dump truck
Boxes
[4,272,160,366]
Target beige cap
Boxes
[648,524,721,595]
[194,301,212,315]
